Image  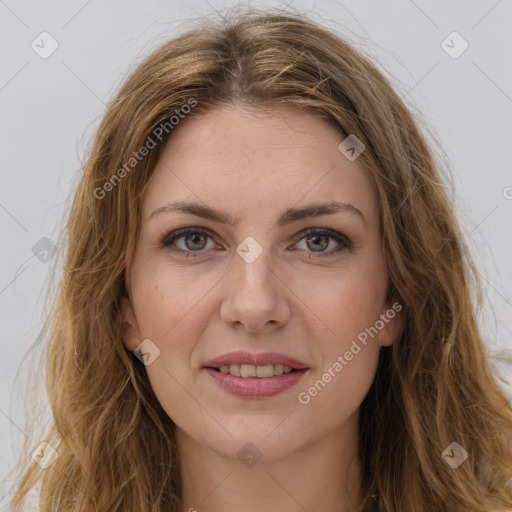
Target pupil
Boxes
[187,233,206,250]
[308,234,328,251]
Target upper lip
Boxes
[203,351,309,370]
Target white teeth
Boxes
[229,364,241,376]
[256,365,274,378]
[216,363,297,378]
[273,364,284,375]
[240,364,257,378]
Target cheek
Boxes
[135,262,215,341]
[303,260,386,415]
[297,348,379,430]
[131,266,219,418]
[296,262,388,351]
[295,269,384,417]
[144,362,202,437]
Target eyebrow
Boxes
[148,200,366,226]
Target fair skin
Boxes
[121,104,403,512]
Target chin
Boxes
[205,419,308,463]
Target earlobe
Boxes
[378,301,405,347]
[121,296,141,352]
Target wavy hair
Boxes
[5,8,512,512]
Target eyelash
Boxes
[160,227,352,259]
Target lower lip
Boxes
[203,368,308,398]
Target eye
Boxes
[161,228,217,257]
[161,227,351,258]
[293,228,351,257]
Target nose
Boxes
[220,240,291,333]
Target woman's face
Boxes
[122,104,403,462]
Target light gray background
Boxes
[1,0,511,506]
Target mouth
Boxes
[202,351,309,397]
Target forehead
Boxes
[141,105,377,224]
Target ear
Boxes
[377,300,405,347]
[121,296,142,352]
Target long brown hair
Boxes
[5,8,512,511]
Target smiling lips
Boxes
[203,350,309,370]
[203,351,309,398]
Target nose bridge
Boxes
[233,234,276,292]
[220,233,290,330]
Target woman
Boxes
[5,9,512,512]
